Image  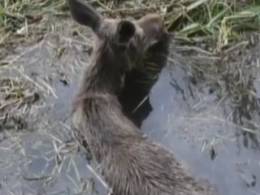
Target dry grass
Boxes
[0,0,260,194]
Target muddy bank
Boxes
[0,18,260,195]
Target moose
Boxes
[68,0,218,194]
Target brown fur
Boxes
[68,0,218,194]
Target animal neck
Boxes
[79,41,130,98]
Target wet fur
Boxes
[119,34,170,127]
[68,0,218,194]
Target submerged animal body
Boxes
[68,0,218,194]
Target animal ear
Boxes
[67,0,101,32]
[136,14,168,48]
[116,21,136,46]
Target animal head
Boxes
[67,0,169,70]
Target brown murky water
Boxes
[0,18,260,195]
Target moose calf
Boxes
[68,0,218,195]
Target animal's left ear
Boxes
[115,20,136,46]
[67,0,101,32]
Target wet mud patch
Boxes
[0,18,106,195]
[137,37,260,195]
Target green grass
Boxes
[1,0,259,48]
[163,0,260,46]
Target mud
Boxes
[0,18,260,195]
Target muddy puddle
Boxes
[0,19,260,195]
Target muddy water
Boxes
[0,23,260,195]
[143,64,260,195]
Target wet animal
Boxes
[68,0,218,195]
[119,35,170,127]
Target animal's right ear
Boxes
[136,14,168,49]
[67,0,101,32]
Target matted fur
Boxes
[68,0,218,194]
